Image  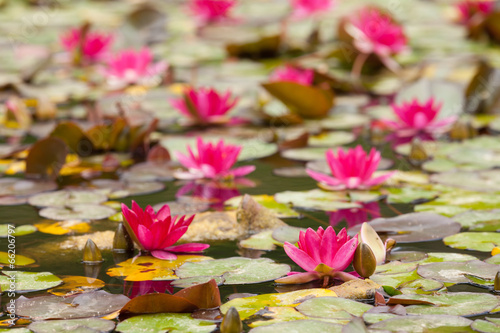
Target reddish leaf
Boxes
[119,294,198,319]
[386,298,435,306]
[174,279,221,309]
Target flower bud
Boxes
[221,307,242,333]
[83,239,103,264]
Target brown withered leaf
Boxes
[25,137,68,180]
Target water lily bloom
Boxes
[345,7,407,57]
[102,49,168,88]
[269,65,314,86]
[306,145,395,190]
[290,0,333,19]
[60,27,113,63]
[175,138,255,180]
[189,0,236,26]
[171,87,238,125]
[382,98,457,139]
[456,0,495,25]
[121,201,209,260]
[276,226,358,285]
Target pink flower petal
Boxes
[284,242,318,272]
[166,243,210,253]
[151,250,178,260]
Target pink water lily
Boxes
[171,87,238,125]
[175,137,255,180]
[456,0,495,25]
[345,7,407,57]
[102,48,168,88]
[276,226,359,286]
[189,0,236,26]
[61,27,113,64]
[382,98,457,139]
[121,201,209,260]
[306,145,395,190]
[269,65,314,86]
[290,0,333,19]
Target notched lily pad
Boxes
[0,271,62,293]
[444,232,500,252]
[348,212,461,243]
[175,257,290,285]
[295,296,373,320]
[417,260,498,284]
[116,313,216,333]
[28,318,115,333]
[452,209,500,232]
[272,225,306,245]
[38,204,116,221]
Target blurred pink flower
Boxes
[171,87,238,125]
[306,145,395,190]
[456,0,495,24]
[382,98,457,139]
[290,0,333,18]
[61,28,113,63]
[102,48,167,88]
[121,201,209,260]
[175,137,255,180]
[269,65,314,86]
[189,0,236,26]
[346,7,407,57]
[328,201,381,228]
[276,226,358,285]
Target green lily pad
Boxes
[272,225,306,245]
[225,194,300,218]
[239,230,276,251]
[452,210,500,231]
[348,212,461,243]
[0,178,57,199]
[221,289,337,320]
[295,297,373,320]
[15,290,130,320]
[90,179,165,199]
[39,204,116,220]
[368,315,472,333]
[320,114,369,130]
[281,147,330,161]
[0,224,37,237]
[472,317,500,333]
[0,271,62,293]
[430,171,500,193]
[399,278,444,294]
[175,257,290,285]
[417,260,498,284]
[116,313,216,333]
[170,275,225,289]
[308,131,356,147]
[0,329,31,333]
[385,187,439,204]
[391,292,500,316]
[28,318,115,333]
[447,148,500,168]
[274,189,358,212]
[444,232,500,252]
[28,190,108,207]
[249,320,342,333]
[416,191,500,215]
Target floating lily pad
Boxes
[28,190,108,207]
[225,194,299,218]
[38,204,116,220]
[170,275,225,289]
[152,201,210,216]
[320,114,369,130]
[0,224,37,237]
[35,220,91,235]
[48,276,106,296]
[391,292,500,316]
[15,291,130,320]
[430,171,500,193]
[308,131,356,147]
[274,189,357,212]
[348,212,461,243]
[399,278,444,294]
[472,317,500,333]
[28,318,115,333]
[281,147,330,161]
[0,252,35,266]
[0,178,57,200]
[107,255,212,281]
[249,320,342,333]
[444,232,500,252]
[91,179,165,199]
[272,225,306,245]
[296,297,373,320]
[221,288,337,320]
[175,257,290,285]
[116,313,217,333]
[452,210,500,231]
[368,315,472,333]
[385,187,439,204]
[0,271,62,293]
[239,230,276,251]
[417,260,498,284]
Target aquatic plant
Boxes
[175,137,255,180]
[276,226,358,286]
[121,201,209,260]
[290,0,333,19]
[189,0,236,26]
[171,87,238,125]
[306,145,395,190]
[60,27,113,64]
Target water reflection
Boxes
[327,201,381,228]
